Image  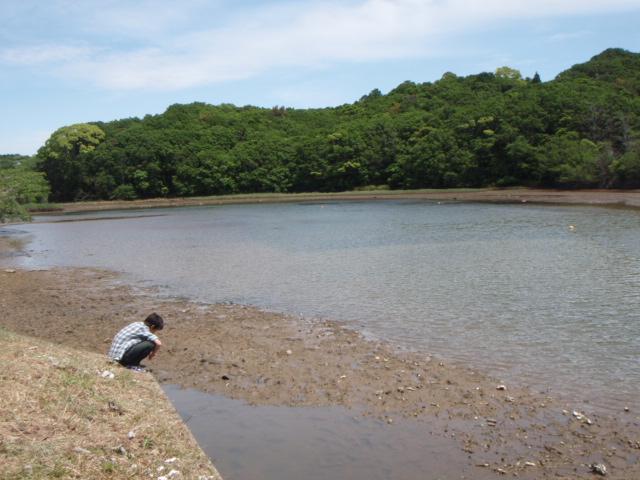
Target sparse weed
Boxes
[0,329,220,479]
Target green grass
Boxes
[24,202,63,213]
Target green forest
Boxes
[1,48,639,219]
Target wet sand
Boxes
[1,252,639,478]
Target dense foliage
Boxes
[0,156,50,222]
[28,48,640,201]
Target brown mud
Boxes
[50,187,640,214]
[1,260,639,479]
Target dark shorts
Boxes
[119,340,155,367]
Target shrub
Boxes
[110,184,138,200]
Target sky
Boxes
[1,0,639,155]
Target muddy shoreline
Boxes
[46,187,640,215]
[2,234,640,478]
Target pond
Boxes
[8,200,640,412]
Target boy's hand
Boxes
[149,338,161,360]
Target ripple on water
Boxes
[9,201,640,412]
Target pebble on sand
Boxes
[590,463,607,476]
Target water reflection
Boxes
[162,385,494,480]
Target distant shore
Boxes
[2,234,640,478]
[45,187,640,215]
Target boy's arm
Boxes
[149,338,162,359]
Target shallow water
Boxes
[8,200,640,411]
[162,385,497,480]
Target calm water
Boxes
[7,200,640,411]
[162,385,498,480]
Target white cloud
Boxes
[0,45,95,65]
[546,31,592,42]
[2,0,639,90]
[76,0,215,39]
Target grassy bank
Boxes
[0,327,221,480]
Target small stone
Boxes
[624,406,630,412]
[590,463,607,476]
[496,384,507,391]
[221,375,230,381]
[127,430,135,439]
[524,461,536,467]
[165,457,178,464]
[115,445,127,455]
[386,417,393,424]
[286,349,292,355]
[101,370,115,379]
[167,470,181,478]
[572,410,592,424]
[157,466,165,472]
[4,269,16,273]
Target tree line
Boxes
[2,48,639,213]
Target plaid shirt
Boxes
[108,322,159,361]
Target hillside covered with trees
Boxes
[3,48,640,207]
[0,154,49,222]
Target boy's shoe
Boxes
[127,365,146,373]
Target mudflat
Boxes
[51,187,640,214]
[1,250,639,478]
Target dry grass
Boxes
[0,327,221,480]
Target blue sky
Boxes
[1,0,639,155]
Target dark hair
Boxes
[144,312,164,330]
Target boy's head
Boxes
[144,312,164,331]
